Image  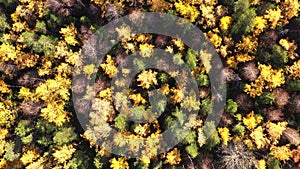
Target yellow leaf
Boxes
[40,102,69,126]
[129,93,147,106]
[59,23,79,46]
[19,87,31,100]
[264,7,283,29]
[110,157,129,169]
[139,43,154,57]
[100,55,118,78]
[270,144,292,162]
[218,127,231,145]
[266,121,288,144]
[20,150,40,165]
[252,16,267,35]
[174,1,200,22]
[137,70,158,89]
[53,145,76,164]
[256,159,266,169]
[220,16,232,31]
[164,148,181,165]
[83,64,97,79]
[250,126,270,149]
[243,111,263,130]
[0,80,11,94]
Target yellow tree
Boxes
[220,16,232,31]
[280,0,300,24]
[164,148,181,165]
[59,23,79,46]
[264,7,283,29]
[287,60,300,80]
[52,144,76,164]
[137,70,158,89]
[270,144,292,162]
[110,157,129,169]
[174,1,200,22]
[244,63,285,97]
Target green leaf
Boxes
[185,49,198,70]
[129,106,147,122]
[53,127,77,146]
[21,133,33,144]
[0,13,10,31]
[196,74,209,87]
[232,123,245,136]
[67,151,90,169]
[256,92,275,105]
[200,98,212,115]
[15,120,32,137]
[267,157,281,169]
[181,130,197,145]
[230,0,256,38]
[185,143,199,158]
[114,114,128,131]
[225,99,238,114]
[21,32,38,47]
[203,121,221,150]
[173,53,184,65]
[172,107,186,126]
[35,21,47,34]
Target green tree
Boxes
[163,116,176,130]
[225,99,238,114]
[270,45,288,69]
[15,120,32,138]
[185,49,198,70]
[158,72,169,84]
[230,0,256,38]
[3,141,20,161]
[67,151,90,169]
[173,53,184,65]
[232,123,245,136]
[21,32,38,47]
[114,114,128,131]
[267,157,281,169]
[35,21,47,34]
[35,35,58,56]
[172,107,186,126]
[36,118,57,134]
[256,45,288,69]
[196,74,209,87]
[15,120,34,144]
[203,121,221,150]
[285,79,300,91]
[53,127,77,146]
[185,143,199,158]
[133,160,149,169]
[256,92,275,105]
[0,13,10,32]
[0,0,17,7]
[181,130,197,145]
[200,98,212,115]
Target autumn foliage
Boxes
[0,0,300,168]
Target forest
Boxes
[0,0,300,168]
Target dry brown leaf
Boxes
[283,127,300,146]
